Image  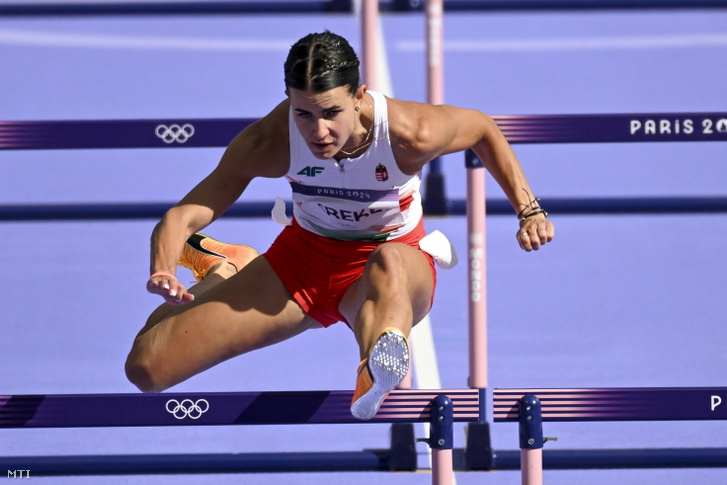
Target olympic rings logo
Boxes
[165,398,209,419]
[155,123,195,144]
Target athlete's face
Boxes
[288,86,363,160]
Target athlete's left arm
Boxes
[390,100,554,250]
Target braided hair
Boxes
[284,31,361,96]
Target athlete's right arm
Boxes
[147,100,290,303]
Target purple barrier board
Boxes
[0,389,479,428]
[494,113,727,144]
[493,387,727,422]
[0,119,255,150]
[1,113,726,150]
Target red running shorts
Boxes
[263,218,436,327]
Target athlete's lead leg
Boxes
[340,243,435,419]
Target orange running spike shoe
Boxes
[350,327,410,420]
[178,233,258,282]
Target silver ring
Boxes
[537,228,546,232]
[519,231,529,236]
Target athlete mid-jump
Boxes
[125,31,554,420]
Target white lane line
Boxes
[398,32,727,52]
[0,28,291,51]
[411,316,442,390]
[4,28,725,53]
[375,16,394,97]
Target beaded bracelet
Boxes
[517,197,542,219]
[519,208,549,227]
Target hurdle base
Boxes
[389,422,417,471]
[489,448,727,470]
[423,163,449,215]
[0,451,392,476]
[463,421,494,470]
[5,447,725,476]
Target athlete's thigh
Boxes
[339,242,435,325]
[137,256,318,388]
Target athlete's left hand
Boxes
[516,215,554,252]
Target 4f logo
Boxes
[298,166,325,177]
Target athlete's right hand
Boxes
[147,273,195,305]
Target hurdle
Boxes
[2,112,726,222]
[3,113,726,479]
[461,113,727,469]
[493,387,727,483]
[0,389,479,480]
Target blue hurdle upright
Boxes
[0,389,480,483]
[493,387,727,484]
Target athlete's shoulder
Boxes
[223,100,291,178]
[247,99,290,140]
[386,98,445,143]
[385,97,448,171]
[387,98,488,168]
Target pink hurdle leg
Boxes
[466,151,488,389]
[521,448,544,485]
[519,394,545,485]
[429,395,454,485]
[432,448,454,485]
[361,0,378,90]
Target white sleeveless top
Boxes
[286,90,423,242]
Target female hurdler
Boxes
[125,31,554,420]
